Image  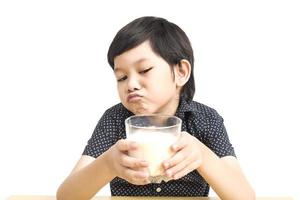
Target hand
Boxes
[162,131,204,180]
[106,139,150,185]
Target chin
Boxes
[127,104,153,115]
[134,110,152,115]
[133,107,156,115]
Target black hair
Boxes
[107,16,195,102]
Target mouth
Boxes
[127,94,143,103]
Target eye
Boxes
[117,75,127,82]
[140,67,153,74]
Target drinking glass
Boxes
[125,114,182,183]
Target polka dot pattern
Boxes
[83,99,235,196]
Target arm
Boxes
[56,152,113,200]
[163,132,255,200]
[56,139,149,200]
[198,143,255,200]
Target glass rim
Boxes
[125,114,182,130]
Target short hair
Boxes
[107,16,195,102]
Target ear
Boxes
[174,59,191,87]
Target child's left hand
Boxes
[162,131,204,180]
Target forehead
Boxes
[114,41,160,70]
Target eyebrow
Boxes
[114,58,150,73]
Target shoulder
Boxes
[95,103,132,130]
[187,100,222,121]
[93,103,131,140]
[187,101,236,158]
[102,103,132,120]
[183,100,225,134]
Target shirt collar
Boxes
[175,98,194,118]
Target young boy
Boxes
[57,16,255,200]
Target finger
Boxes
[171,132,189,152]
[123,168,150,185]
[163,146,189,170]
[172,160,201,180]
[166,150,202,177]
[165,152,193,178]
[120,154,149,168]
[116,139,138,151]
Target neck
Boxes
[156,96,180,116]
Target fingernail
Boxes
[131,142,138,149]
[163,162,169,168]
[166,170,172,177]
[172,144,178,150]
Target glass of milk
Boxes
[125,114,182,183]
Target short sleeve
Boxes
[82,110,117,158]
[203,111,236,158]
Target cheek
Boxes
[147,78,176,99]
[117,85,126,100]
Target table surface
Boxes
[6,196,293,200]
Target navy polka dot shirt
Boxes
[83,99,236,196]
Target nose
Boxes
[127,75,141,92]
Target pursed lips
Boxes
[127,94,143,102]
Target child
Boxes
[57,16,255,200]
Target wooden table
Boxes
[6,196,293,200]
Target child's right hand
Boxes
[106,139,150,185]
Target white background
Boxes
[0,0,299,199]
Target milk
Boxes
[127,130,179,182]
[125,114,182,183]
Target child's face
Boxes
[114,41,180,115]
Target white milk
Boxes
[127,131,179,178]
